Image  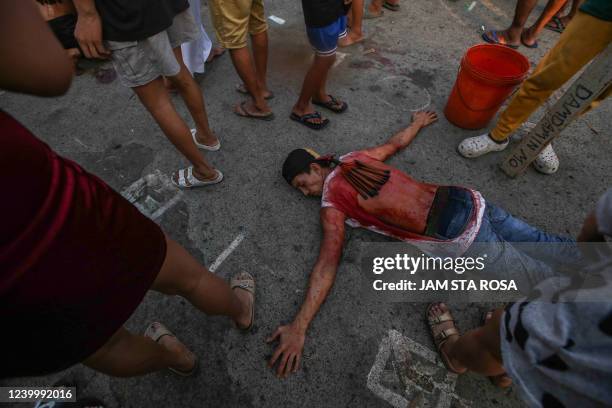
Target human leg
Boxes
[131,78,218,183]
[83,326,195,377]
[152,234,253,329]
[522,0,569,46]
[167,47,219,147]
[340,0,365,47]
[482,0,538,47]
[292,54,336,127]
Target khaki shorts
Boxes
[106,10,199,88]
[209,0,268,49]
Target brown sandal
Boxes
[426,303,467,374]
[230,272,256,332]
[144,322,198,376]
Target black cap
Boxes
[282,148,320,184]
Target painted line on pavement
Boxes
[209,232,246,273]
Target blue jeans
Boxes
[440,195,582,287]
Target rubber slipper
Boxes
[230,272,256,332]
[191,128,220,151]
[144,322,198,376]
[481,31,519,49]
[312,95,348,113]
[234,101,275,121]
[383,1,400,11]
[545,16,565,33]
[172,167,224,189]
[520,33,539,49]
[235,83,275,100]
[290,111,330,130]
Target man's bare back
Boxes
[354,156,438,235]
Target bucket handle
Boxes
[455,66,519,112]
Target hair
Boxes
[36,0,63,4]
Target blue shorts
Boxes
[306,15,347,57]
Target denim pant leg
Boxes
[483,203,582,268]
[470,210,559,289]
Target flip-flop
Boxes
[172,167,224,189]
[144,322,198,376]
[235,83,275,100]
[545,16,565,33]
[383,1,400,11]
[480,311,513,388]
[312,95,348,113]
[425,303,467,374]
[191,128,220,151]
[520,33,539,49]
[481,31,519,49]
[230,272,256,332]
[290,111,330,130]
[234,101,275,121]
[364,8,384,19]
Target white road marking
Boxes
[209,232,246,273]
[437,0,468,27]
[121,170,182,221]
[269,15,286,25]
[367,329,471,408]
[479,0,508,18]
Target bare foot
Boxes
[206,47,226,63]
[428,303,466,372]
[521,26,538,47]
[338,30,364,47]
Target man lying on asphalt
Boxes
[267,110,582,378]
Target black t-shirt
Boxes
[301,0,349,28]
[95,0,189,42]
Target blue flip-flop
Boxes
[481,31,519,49]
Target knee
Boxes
[167,70,193,92]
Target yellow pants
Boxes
[491,11,612,141]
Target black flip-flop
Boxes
[234,101,275,121]
[383,1,400,11]
[312,95,348,113]
[545,16,565,33]
[481,31,519,49]
[520,34,539,49]
[290,111,330,130]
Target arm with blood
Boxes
[293,207,347,333]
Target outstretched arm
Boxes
[363,110,437,162]
[267,207,346,378]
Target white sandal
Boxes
[144,322,198,376]
[457,133,509,158]
[172,167,223,189]
[191,128,220,152]
[532,143,559,174]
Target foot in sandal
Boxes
[172,166,224,189]
[234,100,275,121]
[144,322,197,376]
[426,302,467,374]
[230,272,256,331]
[481,310,513,388]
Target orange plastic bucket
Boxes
[444,44,530,129]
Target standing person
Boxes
[340,0,364,46]
[207,0,274,120]
[181,0,225,76]
[291,0,350,130]
[460,0,611,174]
[1,0,256,379]
[481,0,584,48]
[73,0,223,189]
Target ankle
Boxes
[488,133,508,145]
